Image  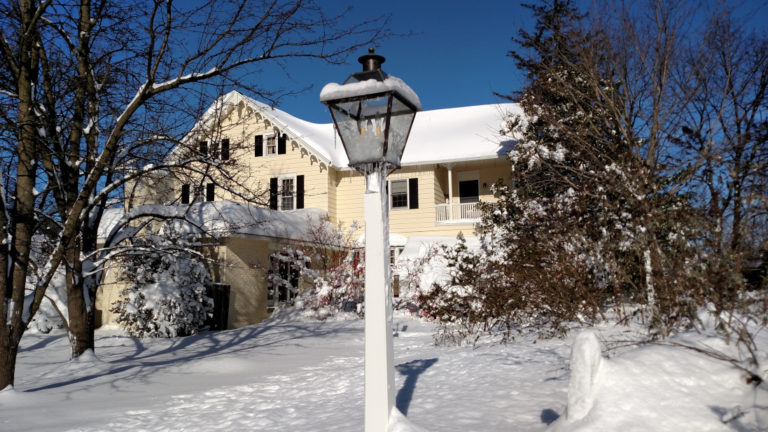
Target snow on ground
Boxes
[0,313,765,431]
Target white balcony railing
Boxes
[435,202,482,224]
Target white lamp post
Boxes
[320,48,420,431]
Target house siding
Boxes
[104,94,518,330]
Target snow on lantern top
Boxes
[320,48,420,172]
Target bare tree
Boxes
[677,10,768,266]
[0,0,386,389]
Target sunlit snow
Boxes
[1,311,765,431]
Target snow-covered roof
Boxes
[97,207,127,243]
[355,232,408,248]
[175,201,329,241]
[397,235,480,265]
[98,201,331,243]
[204,91,520,169]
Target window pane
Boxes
[267,136,276,154]
[281,178,294,210]
[391,179,408,208]
[459,180,479,203]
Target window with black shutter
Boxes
[181,184,190,204]
[255,135,263,157]
[199,141,208,155]
[389,178,418,209]
[266,136,277,155]
[278,134,287,154]
[390,179,408,208]
[221,139,230,160]
[210,141,219,159]
[206,183,215,202]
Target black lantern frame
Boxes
[321,49,420,172]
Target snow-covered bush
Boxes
[393,243,444,314]
[278,217,365,320]
[296,252,364,319]
[111,236,213,338]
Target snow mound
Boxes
[551,329,766,431]
[566,330,602,421]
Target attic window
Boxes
[266,136,277,155]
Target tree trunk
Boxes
[66,245,94,358]
[0,326,19,389]
[644,247,658,331]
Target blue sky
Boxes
[250,1,534,123]
[247,0,768,124]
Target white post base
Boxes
[364,169,395,432]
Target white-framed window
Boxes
[267,251,303,311]
[279,174,296,210]
[266,135,277,156]
[389,179,408,209]
[390,246,404,265]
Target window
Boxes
[270,175,303,211]
[279,175,295,210]
[390,179,408,208]
[267,252,304,311]
[199,140,208,155]
[266,136,277,155]
[206,183,215,201]
[459,179,479,203]
[181,184,190,204]
[389,178,418,209]
[390,246,404,265]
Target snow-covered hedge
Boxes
[112,237,213,338]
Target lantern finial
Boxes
[358,48,385,72]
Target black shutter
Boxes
[408,178,419,209]
[206,183,215,202]
[255,135,263,157]
[221,139,230,160]
[181,184,190,204]
[278,134,286,154]
[269,177,278,210]
[199,141,208,155]
[296,175,304,209]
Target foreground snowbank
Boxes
[1,313,765,431]
[553,326,768,432]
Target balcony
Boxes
[435,202,482,225]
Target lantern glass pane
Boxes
[384,96,416,166]
[330,96,389,165]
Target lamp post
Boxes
[320,48,420,431]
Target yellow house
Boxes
[97,90,519,330]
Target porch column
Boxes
[446,164,454,220]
